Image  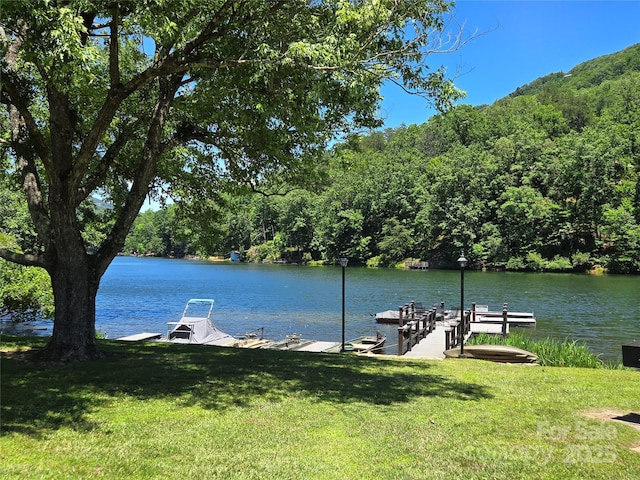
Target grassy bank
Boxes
[467,332,612,368]
[1,336,639,479]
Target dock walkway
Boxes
[403,325,448,359]
[402,321,505,360]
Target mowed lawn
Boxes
[1,336,639,479]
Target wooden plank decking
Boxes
[117,332,162,342]
[403,321,507,360]
[297,341,340,352]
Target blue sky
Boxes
[379,0,640,129]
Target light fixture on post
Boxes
[339,257,349,352]
[457,252,467,357]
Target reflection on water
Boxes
[3,256,638,362]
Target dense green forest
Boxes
[124,44,640,273]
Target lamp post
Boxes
[457,252,467,357]
[339,257,349,352]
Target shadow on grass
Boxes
[1,337,492,436]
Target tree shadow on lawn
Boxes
[1,339,492,436]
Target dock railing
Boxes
[397,305,437,356]
[444,309,471,351]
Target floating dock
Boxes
[472,310,536,327]
[376,303,535,328]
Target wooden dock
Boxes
[379,301,524,360]
[472,311,535,327]
[404,260,429,270]
[403,326,448,359]
[115,332,352,355]
[117,332,162,342]
[376,302,535,328]
[297,341,340,353]
[401,321,505,359]
[116,300,521,361]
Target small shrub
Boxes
[506,257,527,271]
[571,251,592,271]
[525,252,546,271]
[546,255,572,272]
[366,255,384,268]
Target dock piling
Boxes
[502,303,508,337]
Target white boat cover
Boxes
[168,316,233,344]
[167,299,233,345]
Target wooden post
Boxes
[462,313,467,339]
[397,326,404,356]
[462,310,466,336]
[472,302,476,322]
[422,312,428,337]
[445,329,453,350]
[398,306,404,328]
[502,303,508,337]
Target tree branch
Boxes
[70,1,240,194]
[1,26,53,170]
[0,248,46,268]
[95,74,182,275]
[109,4,120,87]
[78,117,141,204]
[3,24,52,244]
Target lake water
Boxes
[5,256,639,362]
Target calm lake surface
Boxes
[6,256,640,362]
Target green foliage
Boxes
[0,260,54,320]
[123,206,194,257]
[246,240,283,263]
[505,257,527,271]
[0,157,53,319]
[365,255,384,268]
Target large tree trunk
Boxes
[40,251,104,362]
[37,193,107,361]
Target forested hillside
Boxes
[126,44,640,273]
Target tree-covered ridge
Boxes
[128,43,640,273]
[509,43,640,97]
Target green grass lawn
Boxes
[1,336,639,479]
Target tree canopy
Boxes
[1,0,467,360]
